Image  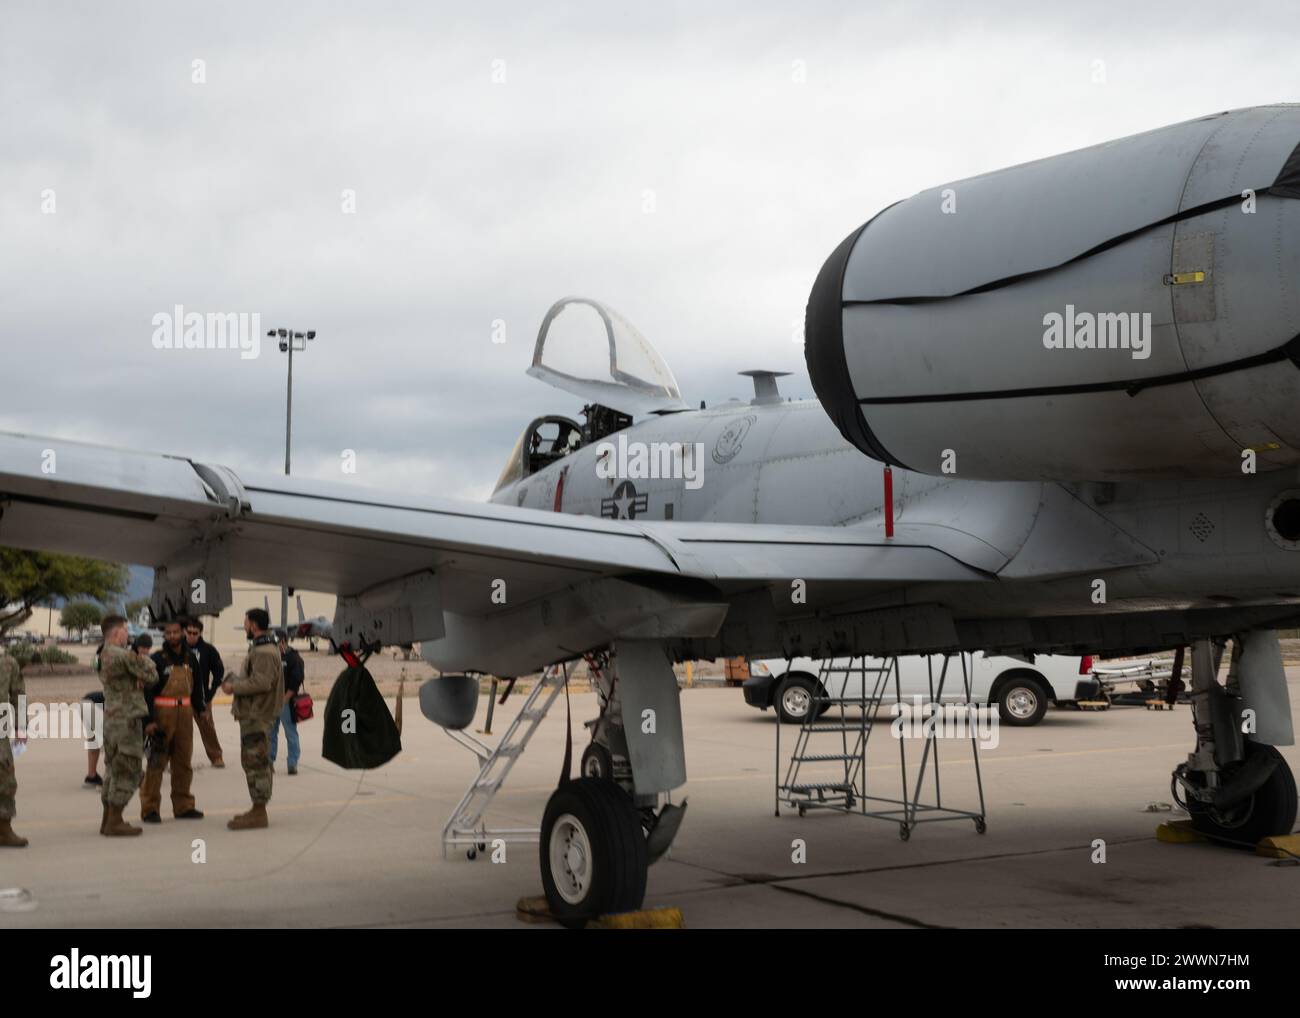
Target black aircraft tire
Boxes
[540,777,648,928]
[1188,743,1298,847]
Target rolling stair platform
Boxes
[776,655,987,840]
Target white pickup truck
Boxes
[743,653,1098,726]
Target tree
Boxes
[60,600,104,639]
[125,597,151,623]
[0,549,129,633]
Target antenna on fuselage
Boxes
[739,370,791,406]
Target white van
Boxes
[743,653,1097,726]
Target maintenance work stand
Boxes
[775,654,988,841]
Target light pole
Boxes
[268,327,316,629]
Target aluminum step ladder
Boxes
[441,663,567,858]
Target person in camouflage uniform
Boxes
[0,650,27,847]
[97,614,156,836]
[222,607,283,829]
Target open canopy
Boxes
[526,297,689,417]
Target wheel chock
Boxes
[1156,819,1206,844]
[1255,834,1300,860]
[516,897,685,928]
[515,895,555,923]
[587,907,684,930]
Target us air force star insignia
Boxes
[601,480,649,520]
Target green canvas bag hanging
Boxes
[322,664,402,769]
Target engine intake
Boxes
[806,105,1300,481]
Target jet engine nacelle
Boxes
[806,105,1300,481]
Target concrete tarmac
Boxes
[2,678,1298,928]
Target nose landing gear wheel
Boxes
[540,777,648,929]
[1186,743,1298,847]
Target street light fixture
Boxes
[266,326,317,627]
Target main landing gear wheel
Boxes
[1185,743,1298,847]
[540,777,648,929]
[580,742,614,780]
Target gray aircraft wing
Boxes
[0,430,986,619]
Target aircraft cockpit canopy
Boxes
[526,297,689,418]
[493,415,584,494]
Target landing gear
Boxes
[540,778,648,929]
[536,643,688,925]
[1171,633,1298,847]
[1182,742,1297,846]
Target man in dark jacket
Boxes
[270,630,304,776]
[185,618,225,768]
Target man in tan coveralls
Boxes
[140,619,205,823]
[0,650,27,847]
[98,614,157,836]
[221,607,283,830]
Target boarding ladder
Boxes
[441,664,568,858]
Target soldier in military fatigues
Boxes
[97,614,156,836]
[222,607,283,829]
[0,651,27,847]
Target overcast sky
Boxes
[2,1,1298,499]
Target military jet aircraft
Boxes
[1,104,1298,927]
[292,594,333,650]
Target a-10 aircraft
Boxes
[1,103,1298,926]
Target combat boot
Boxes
[227,803,268,830]
[99,805,108,835]
[103,805,142,837]
[0,818,28,847]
